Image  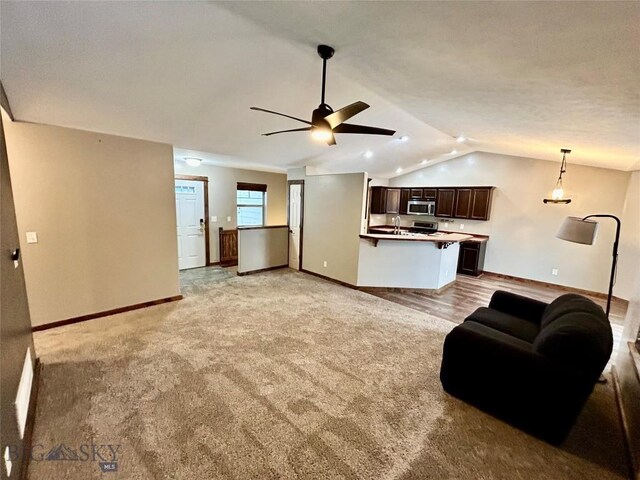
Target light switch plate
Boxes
[26,232,38,244]
[227,216,231,222]
[211,216,217,222]
[459,224,465,230]
[551,268,559,276]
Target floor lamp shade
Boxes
[556,216,599,245]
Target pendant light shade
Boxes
[544,149,572,204]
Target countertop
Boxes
[360,232,474,243]
[368,225,488,243]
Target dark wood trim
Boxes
[237,225,288,231]
[483,271,629,303]
[19,358,41,480]
[287,180,305,270]
[611,365,636,480]
[237,264,289,276]
[359,282,455,295]
[207,261,221,267]
[0,80,14,120]
[218,228,238,267]
[237,182,267,192]
[175,174,208,182]
[175,175,210,266]
[32,295,183,332]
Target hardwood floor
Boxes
[363,272,628,369]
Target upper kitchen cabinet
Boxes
[454,188,472,218]
[469,188,493,220]
[399,189,410,214]
[435,188,456,217]
[409,188,423,199]
[370,187,402,214]
[423,189,437,201]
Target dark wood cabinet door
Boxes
[409,188,423,199]
[399,189,409,214]
[470,188,493,220]
[369,187,386,214]
[457,244,479,275]
[454,188,472,219]
[422,189,437,201]
[386,188,401,214]
[435,188,455,217]
[219,228,238,266]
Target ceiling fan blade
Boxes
[262,127,312,136]
[250,107,312,125]
[333,123,396,136]
[324,101,370,129]
[327,133,337,146]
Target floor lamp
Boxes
[556,214,621,317]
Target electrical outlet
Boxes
[444,222,449,228]
[551,268,558,276]
[459,224,465,230]
[323,261,328,268]
[226,216,231,222]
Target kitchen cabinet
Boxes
[399,189,410,214]
[454,188,472,218]
[470,188,493,220]
[423,189,437,201]
[370,187,401,214]
[409,188,423,199]
[457,240,487,276]
[435,188,456,217]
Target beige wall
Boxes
[3,113,180,327]
[618,171,640,301]
[302,172,368,285]
[389,152,631,296]
[175,162,287,263]
[237,227,288,274]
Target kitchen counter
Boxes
[368,225,489,243]
[360,232,473,247]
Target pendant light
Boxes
[543,148,572,204]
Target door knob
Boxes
[11,248,20,261]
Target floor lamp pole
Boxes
[582,214,621,318]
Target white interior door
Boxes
[288,183,302,269]
[175,180,206,270]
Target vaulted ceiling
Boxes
[1,1,638,177]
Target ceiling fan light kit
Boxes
[251,44,396,145]
[543,148,572,204]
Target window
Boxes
[236,183,267,226]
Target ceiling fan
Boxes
[251,45,396,146]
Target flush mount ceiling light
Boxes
[184,157,203,167]
[455,135,466,143]
[543,148,572,204]
[363,150,374,159]
[450,149,458,155]
[421,159,428,165]
[395,167,403,174]
[398,135,409,142]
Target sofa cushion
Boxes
[465,307,540,343]
[534,295,612,376]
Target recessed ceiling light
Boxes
[398,135,409,142]
[455,136,466,143]
[185,157,202,167]
[421,159,428,165]
[363,150,374,159]
[396,167,403,174]
[450,149,458,155]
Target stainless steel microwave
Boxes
[407,200,435,216]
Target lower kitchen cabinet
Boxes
[457,240,487,276]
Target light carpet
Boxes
[28,269,628,479]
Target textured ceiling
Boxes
[1,1,638,177]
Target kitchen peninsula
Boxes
[357,231,473,291]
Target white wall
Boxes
[618,171,640,301]
[302,172,368,285]
[237,227,288,274]
[4,113,181,326]
[389,152,631,296]
[175,162,287,263]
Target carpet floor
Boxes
[28,269,628,479]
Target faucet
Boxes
[393,215,401,235]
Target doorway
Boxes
[175,175,210,270]
[288,180,304,270]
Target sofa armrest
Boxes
[488,290,547,324]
